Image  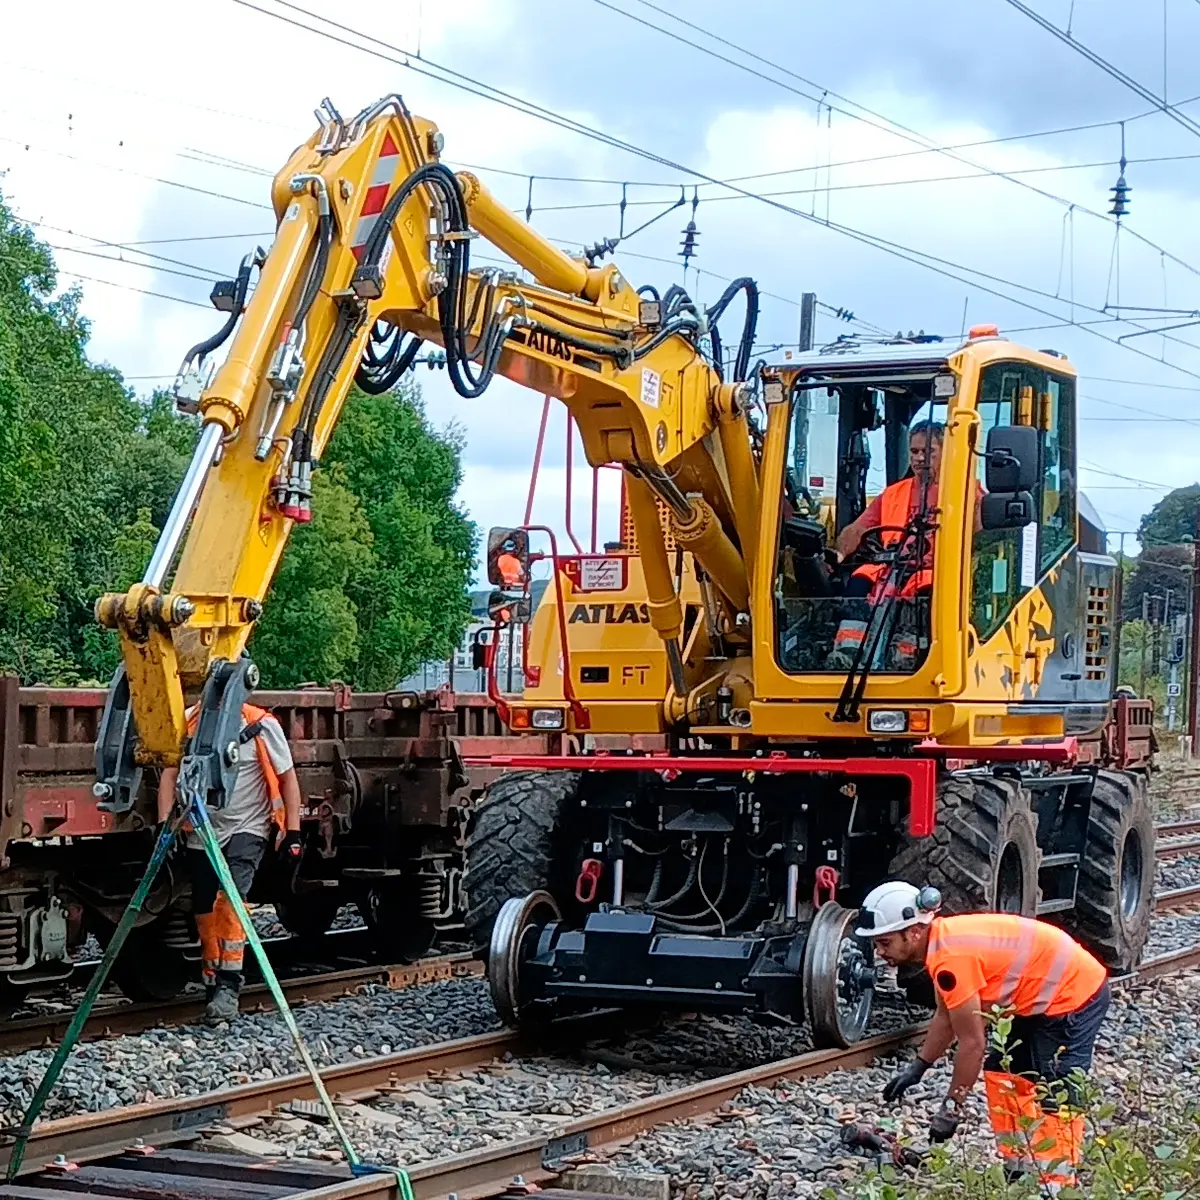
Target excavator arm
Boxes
[93,94,761,811]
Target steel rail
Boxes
[1153,883,1200,913]
[1156,818,1200,839]
[1154,835,1200,861]
[2,934,1198,1197]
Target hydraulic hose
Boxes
[179,253,256,369]
[706,277,759,383]
[354,320,422,394]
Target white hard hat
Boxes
[855,880,942,937]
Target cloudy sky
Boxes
[5,0,1200,566]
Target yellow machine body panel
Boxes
[96,92,1110,778]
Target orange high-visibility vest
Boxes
[184,703,286,833]
[853,476,934,597]
[926,913,1106,1017]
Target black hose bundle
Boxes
[354,319,422,394]
[356,161,505,400]
[706,277,759,384]
[179,254,257,369]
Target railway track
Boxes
[0,814,1190,1054]
[0,814,1188,1067]
[0,951,482,1056]
[0,942,1196,1200]
[1155,818,1200,860]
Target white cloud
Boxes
[4,4,1200,559]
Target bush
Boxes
[836,1005,1200,1198]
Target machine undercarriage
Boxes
[470,729,1156,1048]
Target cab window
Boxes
[969,362,1078,642]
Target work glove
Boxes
[928,1100,961,1143]
[882,1054,932,1102]
[279,830,304,861]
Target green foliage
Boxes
[1122,543,1192,621]
[0,196,194,684]
[0,193,476,690]
[1138,484,1200,548]
[251,383,476,688]
[836,1006,1200,1199]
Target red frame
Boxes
[917,737,1079,763]
[466,751,938,836]
[489,524,590,730]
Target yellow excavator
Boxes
[93,94,1154,1048]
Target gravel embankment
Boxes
[0,977,501,1124]
[599,968,1200,1199]
[240,992,925,1165]
[1150,760,1200,820]
[1156,852,1200,892]
[0,983,922,1135]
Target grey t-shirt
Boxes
[185,712,294,848]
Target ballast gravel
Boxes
[599,967,1200,1199]
[0,977,501,1126]
[1156,851,1200,892]
[241,993,924,1165]
[0,981,920,1134]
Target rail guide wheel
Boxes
[487,890,561,1028]
[802,901,876,1049]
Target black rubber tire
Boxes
[889,773,1041,916]
[462,770,580,956]
[887,772,1040,1007]
[1059,770,1154,971]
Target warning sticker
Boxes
[1020,522,1037,588]
[579,557,624,591]
[641,368,661,409]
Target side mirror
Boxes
[487,528,529,588]
[981,490,1035,530]
[985,425,1039,493]
[488,590,532,624]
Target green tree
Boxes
[1137,483,1200,547]
[0,198,192,684]
[1121,542,1192,621]
[0,194,474,690]
[251,382,476,688]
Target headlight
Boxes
[531,708,565,730]
[867,709,907,734]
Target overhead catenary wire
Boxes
[590,0,1200,281]
[1000,0,1200,141]
[9,44,1181,197]
[0,133,271,212]
[225,0,1200,382]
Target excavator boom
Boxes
[93,94,758,811]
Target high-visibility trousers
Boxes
[188,832,268,988]
[982,981,1111,1187]
[984,1070,1084,1187]
[195,898,247,988]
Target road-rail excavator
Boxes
[94,94,1155,1048]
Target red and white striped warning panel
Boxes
[351,131,402,263]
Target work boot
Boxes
[204,979,241,1025]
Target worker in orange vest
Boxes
[158,700,303,1024]
[829,422,980,669]
[857,881,1110,1193]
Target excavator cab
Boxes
[775,345,953,679]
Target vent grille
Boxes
[1084,585,1110,682]
[620,495,677,553]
